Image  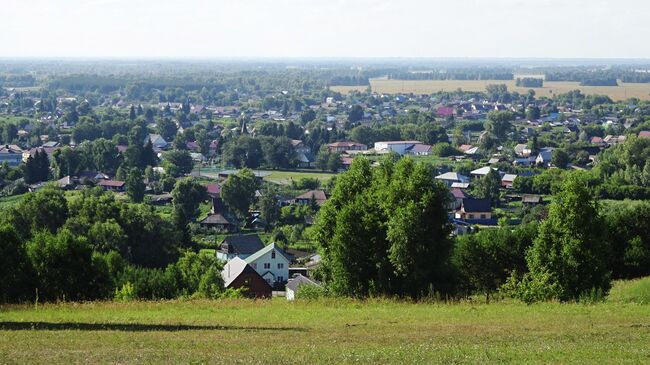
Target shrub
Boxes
[114,282,136,302]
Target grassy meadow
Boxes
[1,294,649,363]
[331,78,650,100]
[193,166,336,185]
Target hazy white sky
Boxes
[2,0,649,59]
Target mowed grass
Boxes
[0,299,649,364]
[263,170,336,185]
[331,79,650,101]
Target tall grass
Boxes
[607,276,650,304]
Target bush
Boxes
[114,282,136,302]
[607,277,650,304]
[296,284,328,300]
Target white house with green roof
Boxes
[244,243,291,287]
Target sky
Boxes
[2,0,649,59]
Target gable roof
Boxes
[295,190,327,205]
[501,174,517,182]
[245,242,291,264]
[221,257,266,288]
[462,198,492,213]
[639,131,650,138]
[286,274,321,292]
[435,172,469,182]
[470,166,497,176]
[220,234,264,255]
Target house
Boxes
[449,188,468,210]
[406,143,433,156]
[293,190,328,206]
[470,166,497,179]
[206,184,221,198]
[97,180,125,192]
[295,151,316,168]
[327,141,367,153]
[639,131,650,139]
[501,174,517,188]
[374,141,423,155]
[535,148,554,167]
[286,274,321,301]
[435,172,470,187]
[522,194,544,206]
[0,144,24,167]
[145,134,168,149]
[590,136,605,146]
[455,198,493,222]
[514,143,532,157]
[216,234,264,261]
[245,243,291,288]
[221,257,272,298]
[436,106,455,118]
[199,197,238,233]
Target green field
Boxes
[0,297,649,364]
[194,167,336,185]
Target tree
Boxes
[300,109,316,124]
[222,135,263,169]
[0,224,31,302]
[163,150,193,177]
[348,105,364,123]
[157,118,178,142]
[472,168,501,206]
[520,173,611,302]
[260,136,295,169]
[485,111,513,141]
[526,106,541,120]
[129,105,137,120]
[6,187,69,240]
[552,148,570,169]
[314,157,454,298]
[258,185,280,230]
[91,139,120,174]
[171,178,207,229]
[221,169,260,220]
[453,223,537,301]
[126,168,145,203]
[26,229,110,301]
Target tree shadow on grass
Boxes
[0,322,307,332]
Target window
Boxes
[271,251,276,259]
[480,214,486,219]
[468,214,474,219]
[277,276,284,282]
[264,263,270,269]
[277,263,284,269]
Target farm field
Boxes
[331,79,650,100]
[193,167,336,185]
[0,297,649,364]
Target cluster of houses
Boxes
[217,234,321,299]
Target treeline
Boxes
[313,157,650,302]
[515,77,543,88]
[387,70,513,81]
[0,182,241,303]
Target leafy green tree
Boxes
[221,169,260,220]
[163,150,193,177]
[472,168,501,206]
[453,223,537,301]
[0,224,32,302]
[520,173,611,302]
[259,185,280,230]
[222,135,263,168]
[348,105,364,123]
[6,187,69,240]
[126,167,145,203]
[485,111,513,141]
[315,157,453,298]
[552,148,570,169]
[171,178,207,229]
[91,139,120,174]
[27,229,110,301]
[157,118,177,141]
